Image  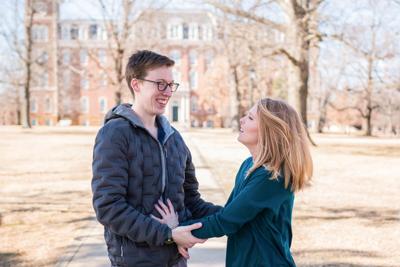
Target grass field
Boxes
[0,126,399,267]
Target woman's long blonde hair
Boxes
[248,98,313,192]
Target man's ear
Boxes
[130,79,140,93]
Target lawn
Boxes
[0,126,399,267]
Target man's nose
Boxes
[162,86,173,96]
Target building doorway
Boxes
[172,105,179,122]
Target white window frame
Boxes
[62,50,70,64]
[189,50,197,66]
[202,24,213,41]
[45,97,52,113]
[189,71,198,89]
[81,74,89,90]
[170,50,181,65]
[99,97,107,114]
[81,97,89,114]
[32,25,48,42]
[63,70,70,89]
[98,49,107,65]
[30,98,38,113]
[189,23,198,40]
[80,49,88,66]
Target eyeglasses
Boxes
[136,78,179,92]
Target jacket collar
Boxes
[104,103,175,143]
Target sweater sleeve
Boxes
[91,122,170,246]
[191,169,289,239]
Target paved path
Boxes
[55,131,227,267]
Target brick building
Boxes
[26,0,230,127]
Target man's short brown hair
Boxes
[125,50,175,97]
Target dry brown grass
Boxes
[0,126,98,267]
[0,126,399,267]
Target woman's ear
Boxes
[130,79,140,93]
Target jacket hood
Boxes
[104,103,174,141]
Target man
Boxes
[91,50,221,267]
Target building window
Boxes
[98,49,106,65]
[167,23,181,39]
[30,98,38,113]
[35,50,48,64]
[89,24,98,40]
[189,71,198,89]
[170,50,181,65]
[183,23,189,39]
[63,70,70,89]
[70,25,79,40]
[189,50,197,66]
[172,70,181,83]
[189,23,198,40]
[191,96,198,112]
[33,2,48,15]
[32,25,48,41]
[45,97,52,113]
[61,25,70,40]
[81,74,89,90]
[63,98,71,114]
[205,50,214,67]
[202,24,213,41]
[39,72,48,87]
[80,49,88,66]
[100,71,107,87]
[99,97,107,113]
[81,97,89,113]
[100,26,108,40]
[79,26,87,40]
[62,50,70,64]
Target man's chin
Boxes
[155,107,166,115]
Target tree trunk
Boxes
[233,66,244,130]
[366,109,372,136]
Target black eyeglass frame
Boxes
[136,78,179,92]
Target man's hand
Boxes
[172,223,206,248]
[178,245,190,259]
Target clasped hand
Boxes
[152,198,206,259]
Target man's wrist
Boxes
[164,228,174,245]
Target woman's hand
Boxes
[151,198,179,229]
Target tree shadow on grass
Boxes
[0,252,23,267]
[294,249,396,267]
[295,206,399,226]
[299,264,396,267]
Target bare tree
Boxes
[330,2,397,136]
[95,0,166,105]
[205,0,324,130]
[0,0,37,128]
[315,46,350,133]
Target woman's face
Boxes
[238,105,259,148]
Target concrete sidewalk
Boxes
[55,132,227,267]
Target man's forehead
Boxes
[146,66,173,80]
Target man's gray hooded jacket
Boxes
[91,104,221,266]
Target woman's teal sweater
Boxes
[189,157,296,267]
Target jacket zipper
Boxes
[137,127,174,198]
[150,131,174,197]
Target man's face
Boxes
[135,66,174,116]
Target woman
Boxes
[154,98,313,266]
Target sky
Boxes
[0,0,399,92]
